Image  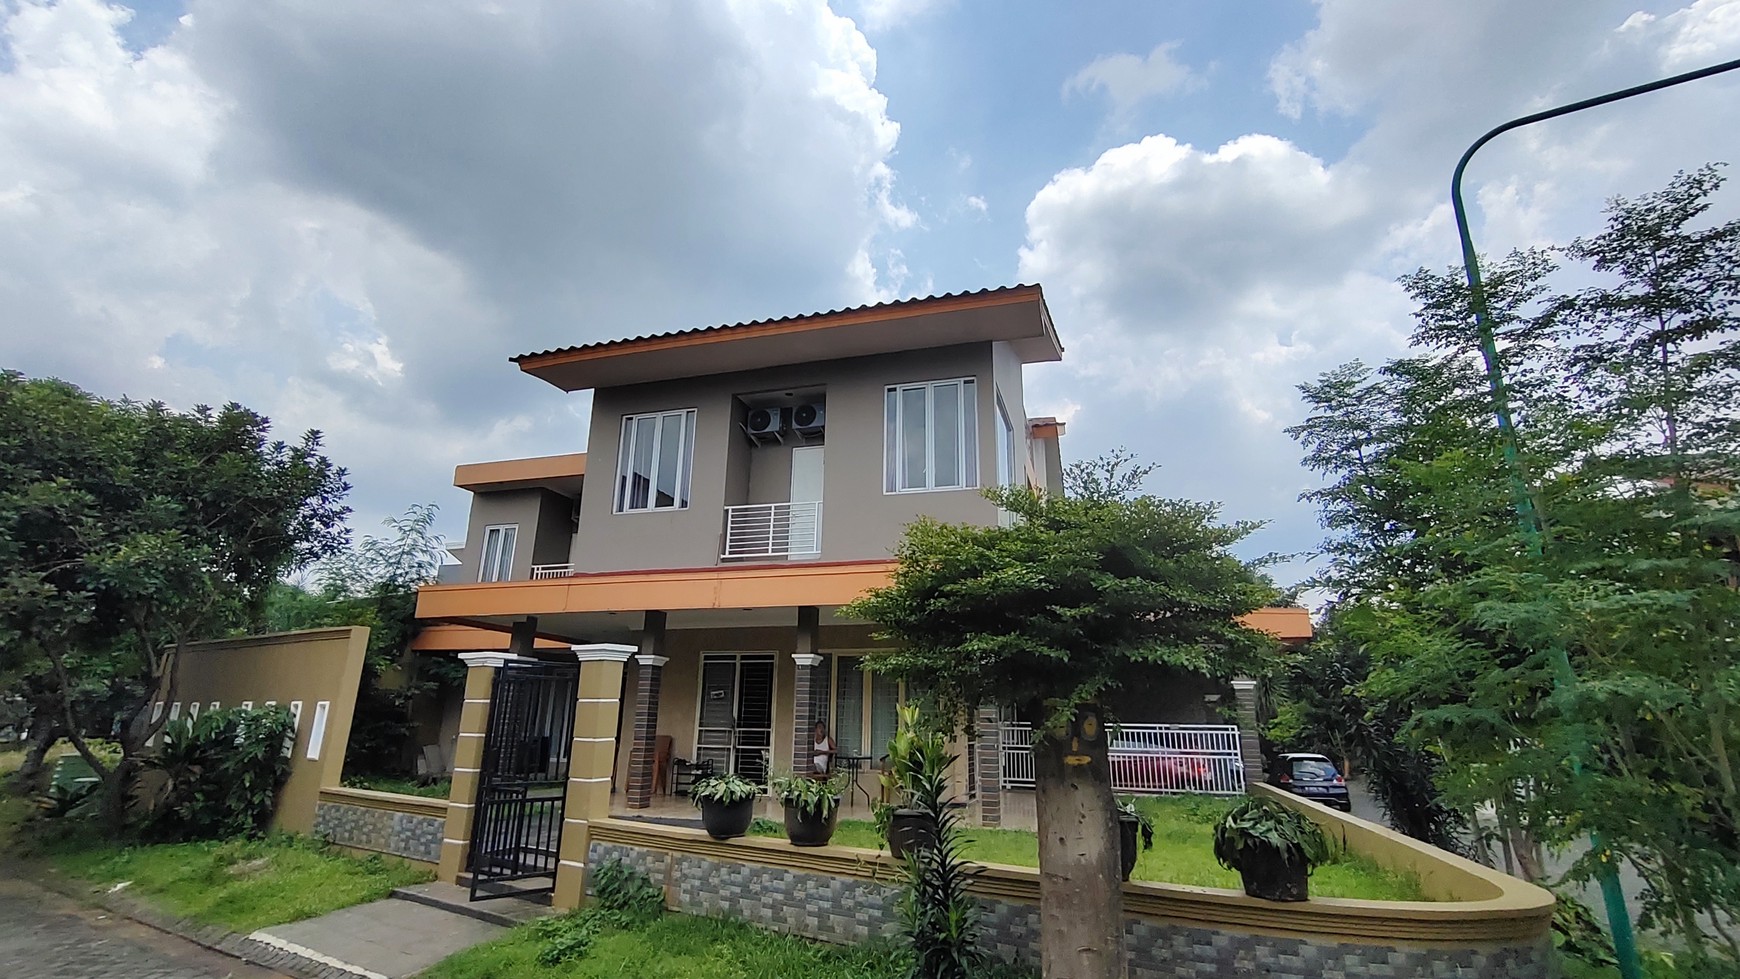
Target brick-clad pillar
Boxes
[437,651,525,883]
[791,653,822,774]
[790,605,822,775]
[1231,678,1263,791]
[553,643,633,910]
[625,611,668,810]
[974,705,1002,828]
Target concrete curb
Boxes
[29,870,374,979]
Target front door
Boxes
[695,653,777,783]
[788,446,824,555]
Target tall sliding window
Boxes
[615,409,698,512]
[883,378,978,493]
[478,524,517,582]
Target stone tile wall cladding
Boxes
[587,840,1553,979]
[313,800,444,864]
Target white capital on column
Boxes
[458,651,527,669]
[635,654,670,669]
[572,643,636,663]
[792,653,824,668]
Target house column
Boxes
[790,606,822,775]
[437,651,526,883]
[553,643,633,910]
[625,611,669,810]
[1231,678,1264,790]
[974,705,1002,828]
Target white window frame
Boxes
[817,652,906,759]
[478,524,518,582]
[884,377,979,493]
[995,393,1018,488]
[615,408,699,513]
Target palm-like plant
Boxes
[895,724,984,979]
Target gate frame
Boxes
[467,658,581,901]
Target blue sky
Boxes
[2,0,1737,589]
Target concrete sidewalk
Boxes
[248,885,521,979]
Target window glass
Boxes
[885,378,979,493]
[869,669,901,759]
[834,657,864,756]
[615,409,696,512]
[479,525,517,582]
[1290,758,1339,781]
[901,386,927,490]
[933,381,960,488]
[997,395,1016,487]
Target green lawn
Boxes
[749,796,1427,902]
[427,912,923,979]
[47,833,433,933]
[342,774,453,799]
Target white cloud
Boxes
[964,194,988,214]
[854,0,945,32]
[0,0,913,539]
[1022,0,1740,584]
[1064,42,1201,117]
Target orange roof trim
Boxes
[1240,606,1313,644]
[454,453,587,492]
[1028,417,1066,439]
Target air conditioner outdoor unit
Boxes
[746,406,784,438]
[791,402,825,436]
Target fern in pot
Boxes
[875,705,942,859]
[690,773,760,840]
[770,771,847,846]
[1211,797,1332,901]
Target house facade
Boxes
[411,285,1308,817]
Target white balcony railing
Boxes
[722,501,822,559]
[530,563,575,579]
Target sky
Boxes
[2,0,1738,588]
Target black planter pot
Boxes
[1237,854,1310,902]
[783,799,842,847]
[1118,815,1140,882]
[699,797,755,840]
[887,808,938,860]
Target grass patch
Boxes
[427,912,915,979]
[46,833,432,932]
[748,796,1427,902]
[342,774,452,799]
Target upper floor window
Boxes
[479,524,517,582]
[995,393,1018,488]
[884,378,978,493]
[616,408,697,512]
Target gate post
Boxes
[1231,677,1263,791]
[553,643,634,910]
[438,651,525,884]
[974,705,1002,828]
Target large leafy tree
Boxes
[1289,166,1740,965]
[845,453,1277,979]
[0,372,349,826]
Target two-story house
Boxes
[411,285,1308,816]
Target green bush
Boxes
[145,705,294,841]
[532,860,665,966]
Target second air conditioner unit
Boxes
[791,402,825,437]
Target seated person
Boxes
[810,720,836,776]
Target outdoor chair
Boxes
[653,735,673,795]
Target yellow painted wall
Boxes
[159,627,369,834]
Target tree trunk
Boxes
[15,722,63,789]
[1033,705,1125,979]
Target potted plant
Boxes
[1211,796,1332,901]
[690,772,760,840]
[1115,797,1154,882]
[875,705,941,859]
[770,771,847,846]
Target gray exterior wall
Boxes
[571,344,1005,572]
[456,487,576,581]
[990,341,1032,488]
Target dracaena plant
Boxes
[688,773,760,807]
[1211,797,1332,874]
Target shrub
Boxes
[145,706,294,841]
[533,860,664,966]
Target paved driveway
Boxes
[0,874,285,979]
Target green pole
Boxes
[1450,54,1740,979]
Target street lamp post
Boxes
[1450,55,1740,979]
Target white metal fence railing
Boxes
[530,564,574,580]
[1000,722,1246,795]
[721,501,822,559]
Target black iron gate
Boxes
[469,659,579,901]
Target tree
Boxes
[845,457,1277,979]
[265,503,454,774]
[1289,166,1740,966]
[0,372,350,827]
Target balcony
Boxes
[531,564,575,579]
[721,502,822,559]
